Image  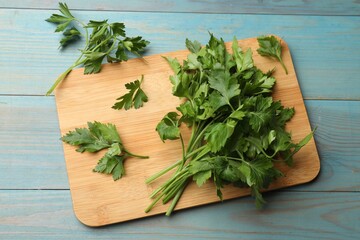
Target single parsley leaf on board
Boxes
[257,35,288,74]
[45,2,150,95]
[61,121,148,180]
[112,75,148,110]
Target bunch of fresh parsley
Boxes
[145,34,313,215]
[46,2,150,95]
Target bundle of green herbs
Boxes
[145,34,313,215]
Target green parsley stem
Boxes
[187,126,207,153]
[178,133,186,170]
[188,147,210,163]
[149,185,166,199]
[162,170,189,195]
[185,145,207,160]
[46,18,92,96]
[279,58,288,75]
[165,180,188,216]
[145,144,206,187]
[123,149,149,159]
[145,159,182,184]
[45,57,86,95]
[149,167,188,199]
[139,74,144,84]
[74,19,89,40]
[162,176,189,204]
[144,191,166,213]
[183,123,196,156]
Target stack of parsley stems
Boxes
[145,119,213,215]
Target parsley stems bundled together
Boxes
[45,3,150,95]
[145,34,313,215]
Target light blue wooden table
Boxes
[1,1,359,239]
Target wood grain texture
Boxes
[54,37,319,226]
[297,100,360,192]
[0,0,359,15]
[0,10,359,99]
[1,190,359,239]
[0,96,68,189]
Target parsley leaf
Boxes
[257,35,288,74]
[208,70,240,106]
[204,121,236,153]
[59,27,81,48]
[61,121,119,153]
[94,155,125,181]
[46,2,150,95]
[112,75,148,110]
[62,121,148,180]
[186,39,202,53]
[232,39,254,73]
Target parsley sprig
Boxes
[62,121,148,180]
[112,75,148,110]
[46,2,150,95]
[145,34,313,215]
[257,35,288,74]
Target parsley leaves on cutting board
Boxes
[51,4,313,214]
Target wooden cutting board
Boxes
[55,36,320,227]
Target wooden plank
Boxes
[1,96,359,192]
[0,96,68,189]
[0,9,359,99]
[0,190,359,239]
[54,37,319,226]
[0,0,359,15]
[296,100,360,192]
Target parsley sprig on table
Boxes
[45,2,150,95]
[62,121,148,180]
[145,34,313,215]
